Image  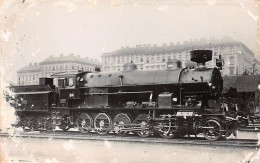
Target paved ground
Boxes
[1,136,259,163]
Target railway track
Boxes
[0,130,259,148]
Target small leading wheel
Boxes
[158,121,176,139]
[94,113,112,135]
[202,119,223,141]
[60,115,71,131]
[113,113,132,135]
[76,113,93,134]
[134,114,151,138]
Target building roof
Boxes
[40,54,101,65]
[223,75,260,93]
[102,38,254,57]
[17,64,41,73]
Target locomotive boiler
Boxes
[7,50,238,140]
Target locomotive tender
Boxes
[7,50,238,140]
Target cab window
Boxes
[68,78,74,86]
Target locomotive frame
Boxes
[6,50,238,141]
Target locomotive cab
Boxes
[51,71,90,108]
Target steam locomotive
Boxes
[6,50,238,140]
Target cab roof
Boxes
[51,71,89,78]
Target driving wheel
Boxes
[94,113,112,135]
[202,119,223,141]
[76,113,93,134]
[134,114,151,138]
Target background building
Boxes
[17,53,101,85]
[102,37,259,76]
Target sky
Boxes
[0,0,259,83]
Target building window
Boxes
[229,56,234,65]
[72,66,74,69]
[162,58,165,62]
[230,47,234,54]
[53,66,55,70]
[65,65,68,69]
[229,67,234,75]
[146,59,149,63]
[60,65,62,70]
[140,58,143,62]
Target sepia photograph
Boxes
[0,0,260,162]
